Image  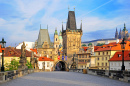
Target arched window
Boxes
[56,38,57,41]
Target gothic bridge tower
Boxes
[62,10,82,66]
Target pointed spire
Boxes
[116,27,118,32]
[119,28,122,39]
[68,5,70,12]
[123,23,127,31]
[80,20,82,31]
[74,6,75,12]
[115,27,118,39]
[40,24,41,29]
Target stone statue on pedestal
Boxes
[18,42,28,70]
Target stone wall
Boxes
[69,69,130,83]
[0,69,34,83]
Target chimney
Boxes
[116,39,119,43]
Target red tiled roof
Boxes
[0,45,2,53]
[38,57,54,61]
[95,41,130,51]
[109,51,130,61]
[4,47,37,57]
[82,47,88,51]
[30,48,37,54]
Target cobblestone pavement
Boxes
[0,71,130,86]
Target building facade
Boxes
[109,51,130,71]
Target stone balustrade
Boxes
[0,69,34,83]
[69,69,130,83]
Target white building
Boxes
[38,57,54,71]
[16,41,35,51]
[109,51,130,71]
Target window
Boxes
[103,52,104,55]
[118,54,121,57]
[85,60,87,62]
[111,63,113,66]
[106,52,108,55]
[102,63,104,66]
[56,45,57,48]
[97,57,99,60]
[56,38,57,41]
[106,57,107,60]
[102,57,104,61]
[47,62,50,67]
[98,63,99,66]
[119,63,120,66]
[115,63,116,66]
[82,55,84,58]
[79,55,81,58]
[50,56,52,59]
[106,63,107,66]
[98,52,100,55]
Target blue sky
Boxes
[0,0,130,47]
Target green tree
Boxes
[5,59,20,71]
[82,44,86,46]
[88,43,92,46]
[26,60,33,69]
[96,43,105,46]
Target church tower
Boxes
[62,10,82,64]
[115,28,118,39]
[54,28,59,54]
[118,28,122,39]
[122,23,129,39]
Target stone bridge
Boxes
[0,71,130,86]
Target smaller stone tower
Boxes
[54,28,59,54]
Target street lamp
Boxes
[0,38,6,72]
[120,37,126,71]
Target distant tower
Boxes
[58,30,63,48]
[122,23,128,39]
[115,28,118,39]
[54,28,59,54]
[118,28,122,39]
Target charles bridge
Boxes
[0,68,130,86]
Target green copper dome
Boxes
[59,36,62,39]
[54,29,58,35]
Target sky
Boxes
[0,0,130,47]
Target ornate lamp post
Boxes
[0,38,6,72]
[120,38,126,71]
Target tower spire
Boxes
[80,20,82,31]
[68,5,70,12]
[115,27,118,39]
[74,6,75,12]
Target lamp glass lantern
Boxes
[0,38,6,48]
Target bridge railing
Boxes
[0,69,34,83]
[69,68,130,82]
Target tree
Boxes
[82,44,86,46]
[5,59,20,71]
[88,43,92,46]
[96,43,105,46]
[26,60,33,69]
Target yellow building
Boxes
[0,47,37,70]
[92,41,130,70]
[77,48,91,69]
